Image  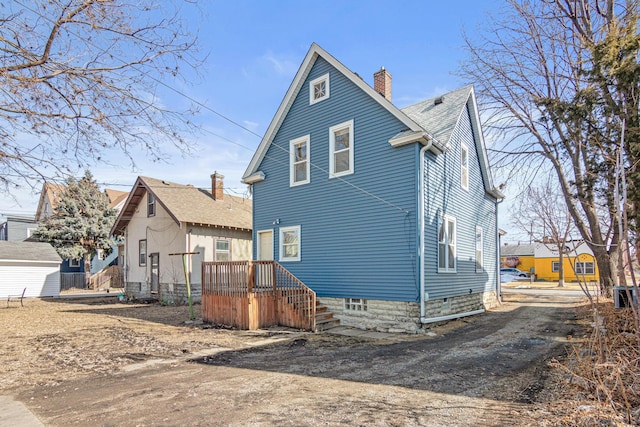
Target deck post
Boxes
[248,261,255,293]
[272,262,277,294]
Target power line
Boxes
[11,1,411,215]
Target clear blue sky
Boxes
[2,0,524,239]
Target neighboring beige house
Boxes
[35,182,66,222]
[110,173,252,304]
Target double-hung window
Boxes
[139,239,147,266]
[438,215,457,272]
[290,135,310,186]
[575,261,595,275]
[147,192,156,217]
[475,226,483,271]
[461,144,469,190]
[279,226,300,262]
[215,240,230,261]
[329,119,354,177]
[552,261,560,272]
[309,73,329,104]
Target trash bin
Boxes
[614,286,637,308]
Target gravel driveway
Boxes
[2,291,583,426]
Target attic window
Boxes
[309,73,329,105]
[290,135,310,186]
[461,144,469,191]
[147,192,156,217]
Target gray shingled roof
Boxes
[112,176,252,236]
[500,244,535,257]
[0,241,62,262]
[401,85,473,146]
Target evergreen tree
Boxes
[34,171,117,286]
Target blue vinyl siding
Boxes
[60,258,84,273]
[422,106,498,300]
[252,57,420,302]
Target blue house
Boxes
[242,44,504,333]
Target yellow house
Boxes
[500,243,535,274]
[533,241,598,282]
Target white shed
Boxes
[0,241,62,298]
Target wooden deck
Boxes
[201,261,316,331]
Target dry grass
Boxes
[543,300,640,426]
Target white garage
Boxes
[0,241,62,298]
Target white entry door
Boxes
[257,230,274,261]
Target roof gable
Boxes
[403,86,503,199]
[111,176,252,236]
[35,182,65,222]
[242,43,439,182]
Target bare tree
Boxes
[0,0,201,192]
[512,179,576,286]
[461,0,640,295]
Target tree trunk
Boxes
[84,254,92,289]
[593,245,617,297]
[558,250,565,287]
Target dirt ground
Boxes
[0,290,587,426]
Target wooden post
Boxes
[248,261,255,293]
[169,252,199,321]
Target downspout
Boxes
[419,141,432,319]
[496,197,504,303]
[124,228,129,286]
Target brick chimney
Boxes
[211,172,224,201]
[373,66,392,102]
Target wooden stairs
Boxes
[315,300,340,331]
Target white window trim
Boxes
[344,298,367,311]
[475,226,483,272]
[438,215,457,273]
[279,225,301,262]
[215,239,231,261]
[329,119,354,178]
[139,239,147,266]
[461,143,469,191]
[69,258,81,268]
[552,261,560,272]
[309,73,330,105]
[575,261,595,275]
[289,135,311,186]
[147,192,156,217]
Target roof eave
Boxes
[488,188,505,199]
[388,131,445,154]
[242,171,265,184]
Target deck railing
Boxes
[202,261,316,331]
[89,265,124,290]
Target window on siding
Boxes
[461,144,469,190]
[96,249,105,261]
[344,298,367,311]
[215,240,230,261]
[139,239,147,266]
[575,261,594,275]
[309,73,329,104]
[475,226,483,271]
[290,135,310,186]
[438,215,456,272]
[552,261,560,272]
[69,258,81,268]
[329,120,354,177]
[147,192,156,217]
[279,226,301,262]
